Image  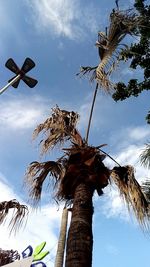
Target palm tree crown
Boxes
[26,105,150,228]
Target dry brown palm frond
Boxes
[111,165,149,228]
[25,160,65,205]
[0,200,28,234]
[78,9,138,91]
[96,9,138,91]
[33,105,82,154]
[0,248,20,266]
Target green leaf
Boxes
[33,251,49,261]
[33,241,46,256]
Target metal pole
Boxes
[0,74,21,95]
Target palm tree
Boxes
[25,106,149,267]
[0,248,20,266]
[0,199,28,234]
[25,7,149,267]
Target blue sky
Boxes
[0,0,150,266]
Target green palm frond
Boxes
[78,9,138,91]
[140,143,150,168]
[33,105,82,154]
[0,248,20,266]
[111,165,149,228]
[0,200,28,234]
[25,160,65,205]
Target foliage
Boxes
[77,8,139,91]
[112,0,150,121]
[0,199,28,234]
[111,165,149,227]
[0,248,20,266]
[33,105,82,154]
[26,106,110,205]
[25,105,150,228]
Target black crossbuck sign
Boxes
[0,57,38,95]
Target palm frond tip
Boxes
[0,199,28,233]
[96,9,138,90]
[25,160,65,205]
[33,105,81,153]
[78,9,139,91]
[111,165,149,228]
[140,144,150,168]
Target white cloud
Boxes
[27,0,99,40]
[0,95,50,131]
[128,126,150,141]
[109,125,150,152]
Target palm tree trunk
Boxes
[65,183,94,267]
[55,208,69,267]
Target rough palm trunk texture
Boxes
[65,183,94,267]
[55,208,68,267]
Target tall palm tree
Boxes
[25,7,149,267]
[0,199,28,234]
[25,105,149,267]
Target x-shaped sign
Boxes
[5,58,38,88]
[0,57,38,95]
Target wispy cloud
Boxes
[27,0,99,40]
[0,95,50,131]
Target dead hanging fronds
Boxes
[78,8,138,91]
[111,165,149,228]
[25,160,65,205]
[0,248,20,266]
[140,143,150,168]
[33,105,82,154]
[0,200,28,234]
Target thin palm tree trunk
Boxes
[86,83,98,143]
[65,183,94,267]
[55,208,69,267]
